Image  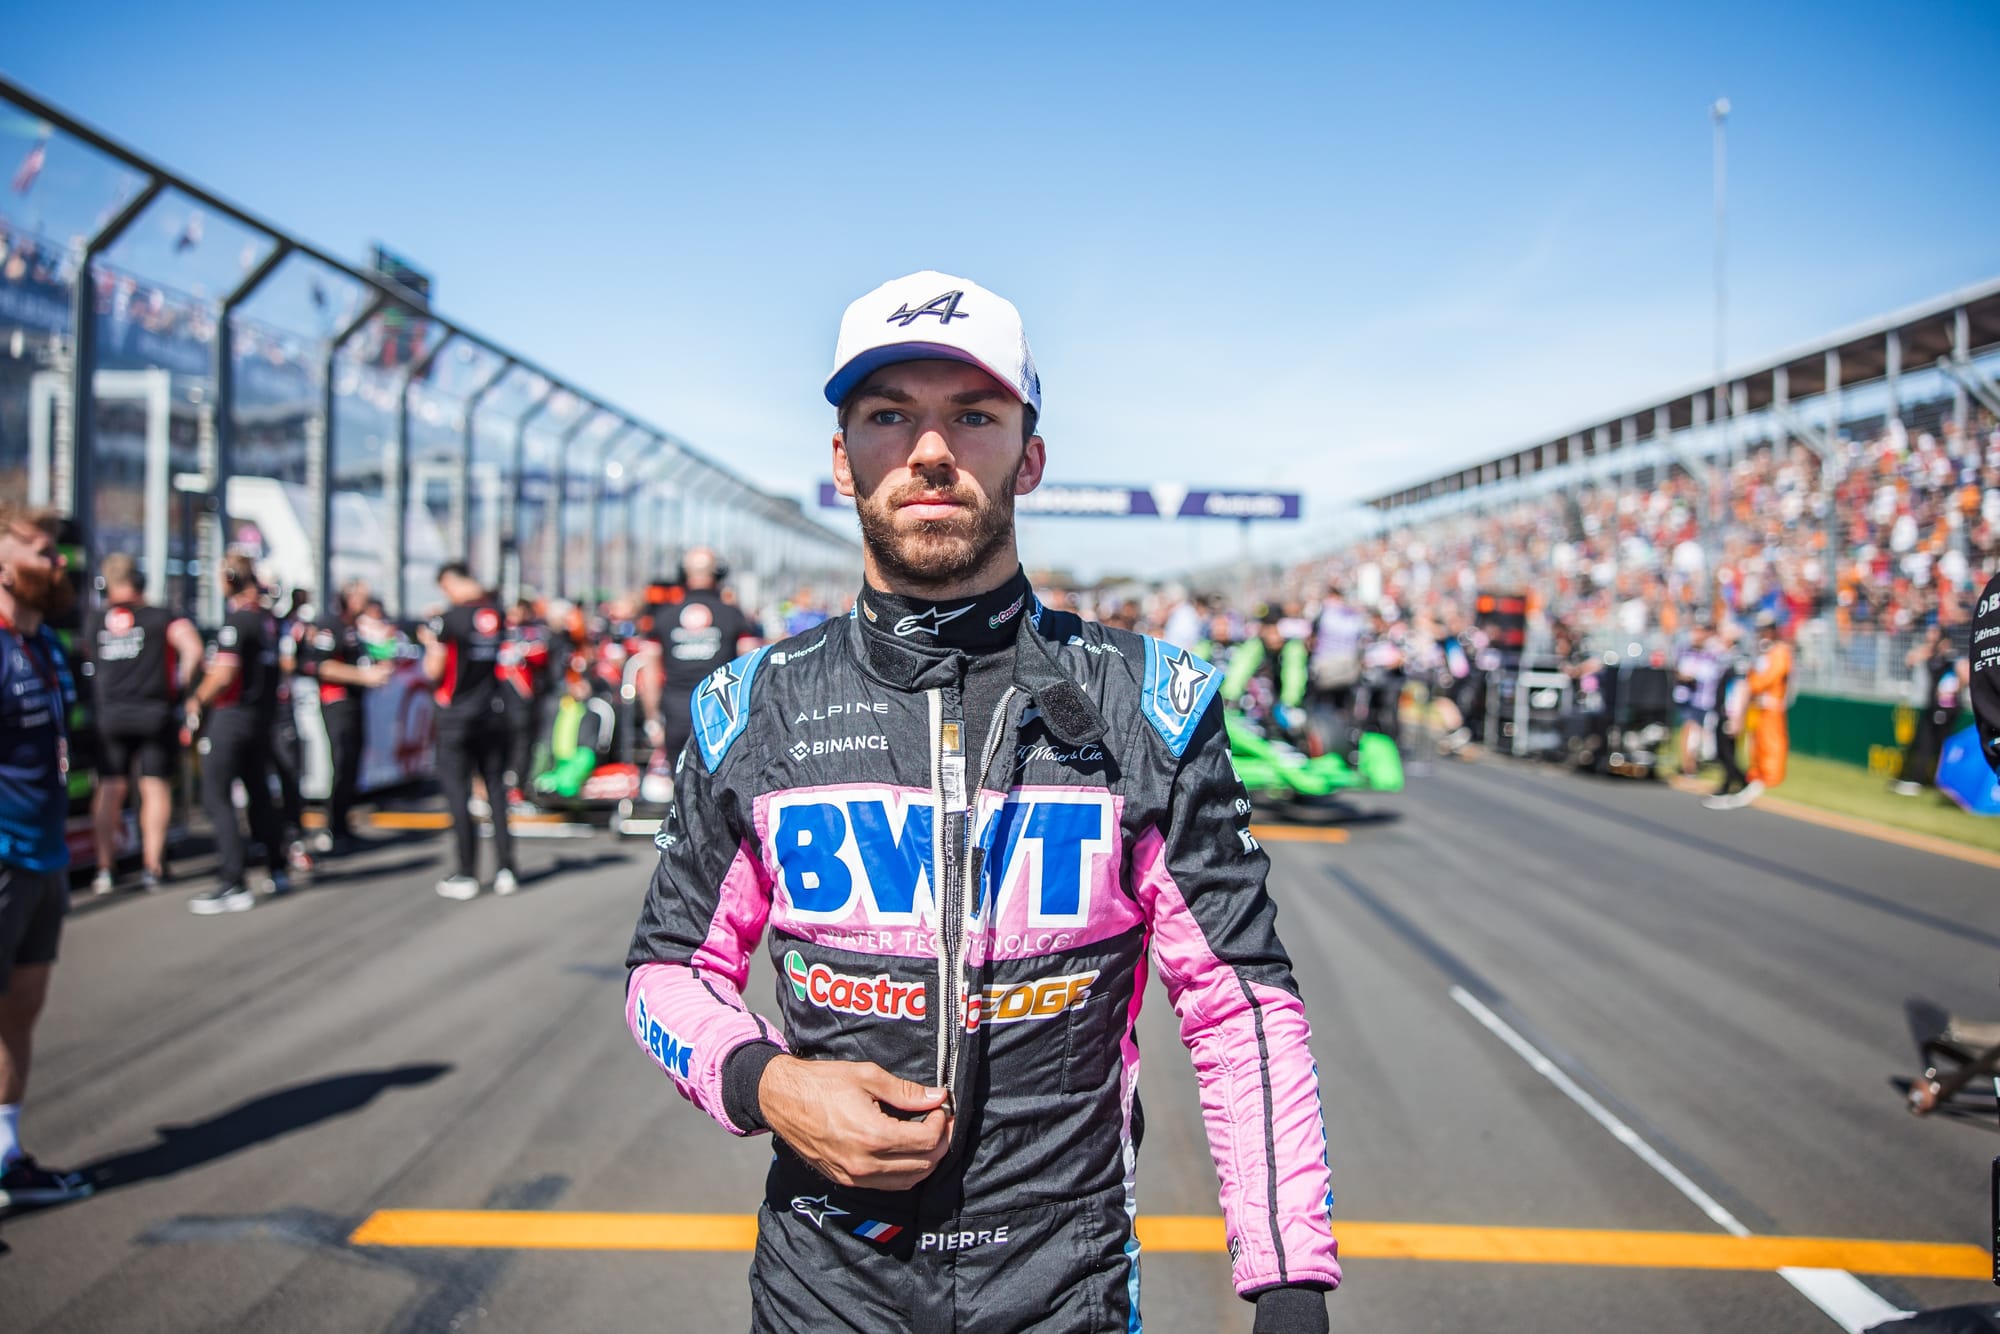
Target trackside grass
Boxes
[1692,754,2000,856]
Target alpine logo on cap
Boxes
[887,291,968,327]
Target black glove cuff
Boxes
[1251,1284,1330,1334]
[720,1041,785,1134]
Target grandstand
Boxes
[0,76,857,623]
[1301,278,2000,697]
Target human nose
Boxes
[908,423,955,472]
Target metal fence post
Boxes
[591,424,645,605]
[456,357,514,560]
[503,386,557,604]
[550,408,601,601]
[62,177,164,565]
[310,294,387,613]
[204,239,291,623]
[386,331,453,618]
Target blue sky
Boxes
[6,1,1997,579]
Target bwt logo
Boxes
[769,787,1115,928]
[635,994,693,1079]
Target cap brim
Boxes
[825,343,1028,409]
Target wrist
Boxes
[1251,1285,1329,1334]
[721,1042,787,1135]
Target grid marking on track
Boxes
[346,1210,1990,1278]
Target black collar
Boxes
[855,569,1034,654]
[845,570,1106,746]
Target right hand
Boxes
[757,1056,952,1192]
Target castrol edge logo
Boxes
[784,950,1098,1032]
[964,970,1098,1032]
[785,950,926,1021]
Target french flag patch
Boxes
[853,1220,902,1243]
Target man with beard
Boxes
[0,503,93,1206]
[625,273,1339,1333]
[641,546,755,766]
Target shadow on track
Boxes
[1252,801,1403,828]
[514,850,636,888]
[80,1063,451,1196]
[305,854,441,887]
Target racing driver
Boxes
[626,271,1340,1332]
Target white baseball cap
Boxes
[825,270,1041,417]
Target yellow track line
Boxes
[347,1212,1991,1278]
[363,810,576,830]
[1248,824,1349,844]
[365,812,452,829]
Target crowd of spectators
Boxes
[1279,407,2000,670]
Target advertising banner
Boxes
[816,482,1300,521]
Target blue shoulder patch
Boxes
[1138,636,1220,758]
[690,646,770,772]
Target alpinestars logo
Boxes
[792,1195,848,1229]
[887,290,967,327]
[894,604,975,638]
[1165,648,1211,716]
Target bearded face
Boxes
[12,560,76,620]
[834,360,1045,597]
[853,454,1023,591]
[0,523,73,621]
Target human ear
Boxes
[832,430,857,498]
[1014,435,1047,496]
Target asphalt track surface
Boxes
[2,754,1994,1333]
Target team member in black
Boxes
[270,587,313,874]
[85,552,203,894]
[641,546,756,763]
[499,598,553,813]
[420,563,516,900]
[296,580,391,853]
[185,554,289,915]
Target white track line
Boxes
[1449,986,1910,1333]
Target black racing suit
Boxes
[626,571,1339,1332]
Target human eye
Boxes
[959,411,995,427]
[870,409,907,425]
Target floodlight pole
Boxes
[1711,98,1730,471]
[310,294,388,612]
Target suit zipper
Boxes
[940,685,1018,1100]
[927,688,954,1089]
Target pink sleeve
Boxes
[1133,823,1341,1295]
[626,839,789,1136]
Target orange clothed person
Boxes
[1744,637,1793,788]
